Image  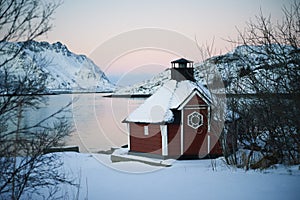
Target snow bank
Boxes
[31,152,300,200]
[111,148,174,167]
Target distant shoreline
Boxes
[103,94,151,98]
[1,92,298,99]
[0,90,114,96]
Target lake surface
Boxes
[24,94,145,153]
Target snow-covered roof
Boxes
[171,58,193,64]
[123,80,211,123]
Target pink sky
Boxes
[40,0,291,85]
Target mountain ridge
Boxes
[114,44,299,95]
[0,40,115,94]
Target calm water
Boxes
[23,94,145,153]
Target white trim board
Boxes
[160,125,168,156]
[177,90,211,111]
[180,109,184,155]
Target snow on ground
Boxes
[50,152,300,200]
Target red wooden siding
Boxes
[128,92,223,158]
[182,94,210,156]
[183,108,209,155]
[167,124,181,156]
[186,94,208,106]
[129,123,162,155]
[209,133,223,155]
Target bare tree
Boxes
[225,1,300,169]
[0,0,75,199]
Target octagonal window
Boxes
[187,111,203,129]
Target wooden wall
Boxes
[128,93,222,158]
[129,123,162,155]
[167,124,181,156]
[182,94,209,156]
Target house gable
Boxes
[123,76,222,158]
[177,89,211,110]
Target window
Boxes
[144,126,149,136]
[187,111,203,129]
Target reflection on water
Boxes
[22,95,73,129]
[71,94,144,152]
[31,94,145,153]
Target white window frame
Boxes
[144,126,149,136]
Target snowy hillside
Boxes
[195,44,299,94]
[114,69,170,95]
[0,41,115,93]
[114,45,298,95]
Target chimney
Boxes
[170,58,195,81]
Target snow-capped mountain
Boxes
[114,45,299,95]
[0,40,115,93]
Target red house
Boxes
[123,58,222,159]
